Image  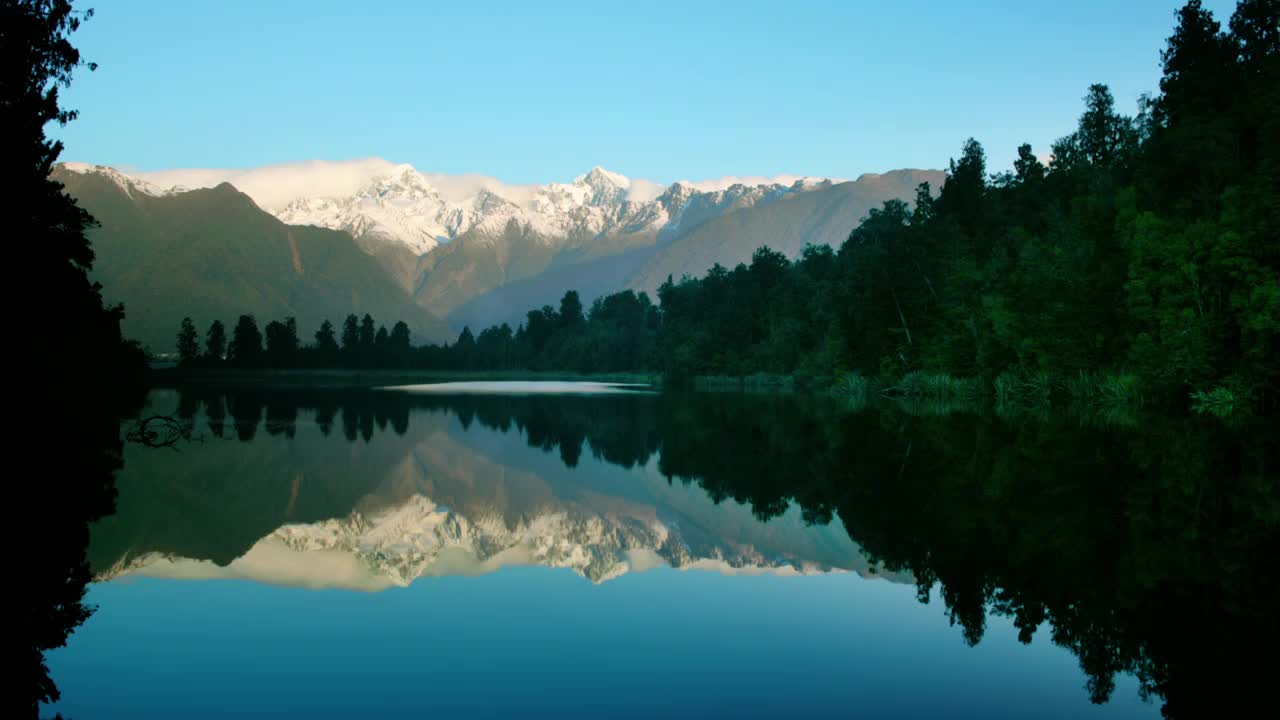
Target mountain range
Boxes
[57,160,944,350]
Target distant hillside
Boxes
[56,167,452,353]
[446,170,944,331]
[627,169,946,295]
[447,243,663,332]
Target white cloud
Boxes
[626,178,666,203]
[417,172,540,205]
[137,158,401,211]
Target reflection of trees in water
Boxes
[29,386,143,717]
[133,387,1278,717]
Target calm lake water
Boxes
[43,383,1277,718]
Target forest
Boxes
[176,1,1278,415]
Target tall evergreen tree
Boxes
[264,316,299,363]
[176,317,199,365]
[390,321,411,350]
[559,291,585,328]
[341,314,360,351]
[205,320,227,361]
[315,319,339,354]
[227,315,263,364]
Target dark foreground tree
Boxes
[5,1,146,715]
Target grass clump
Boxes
[994,370,1054,409]
[884,371,981,400]
[1065,371,1145,410]
[1191,386,1237,418]
[832,372,875,410]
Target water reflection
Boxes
[65,386,1280,718]
[94,389,884,588]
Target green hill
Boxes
[57,167,452,354]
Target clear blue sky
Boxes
[56,0,1239,184]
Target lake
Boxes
[41,383,1277,718]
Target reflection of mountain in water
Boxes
[97,390,891,588]
[90,385,1280,718]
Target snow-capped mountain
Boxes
[61,159,941,327]
[69,159,838,257]
[271,164,835,256]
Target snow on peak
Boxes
[576,166,631,190]
[60,162,171,199]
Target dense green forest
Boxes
[177,0,1277,414]
[649,0,1277,410]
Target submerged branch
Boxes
[126,415,201,450]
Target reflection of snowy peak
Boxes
[268,492,836,585]
[90,398,910,592]
[103,478,889,590]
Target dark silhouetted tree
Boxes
[455,326,476,369]
[264,316,299,365]
[205,319,227,361]
[7,0,145,713]
[315,319,338,355]
[227,315,263,365]
[176,317,199,365]
[559,290,585,329]
[341,314,360,351]
[390,321,411,350]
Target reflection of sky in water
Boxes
[48,570,1156,719]
[46,387,1163,718]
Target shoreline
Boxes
[145,367,663,389]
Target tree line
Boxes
[178,313,414,368]
[177,288,661,372]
